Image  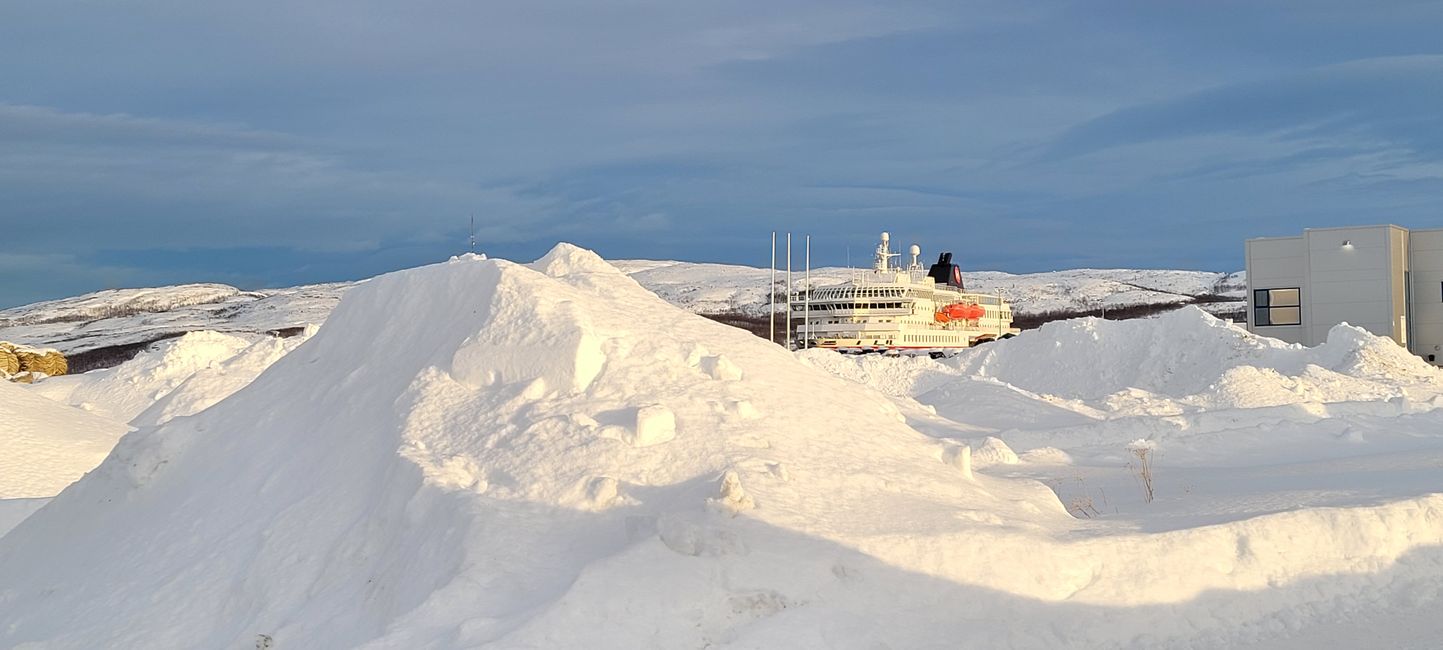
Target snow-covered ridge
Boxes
[0,282,349,355]
[0,260,1244,356]
[614,260,1245,320]
[0,284,243,327]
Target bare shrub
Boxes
[1068,495,1100,518]
[1127,439,1157,503]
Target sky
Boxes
[2,1,1442,307]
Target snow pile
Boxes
[950,307,1443,407]
[131,327,317,427]
[0,381,129,499]
[0,246,1053,648]
[971,436,1021,468]
[27,331,264,423]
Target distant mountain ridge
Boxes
[0,258,1245,360]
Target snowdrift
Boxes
[2,253,1439,649]
[951,307,1442,407]
[27,331,258,423]
[0,381,129,499]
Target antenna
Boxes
[469,215,476,254]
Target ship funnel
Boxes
[927,252,966,290]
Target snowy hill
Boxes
[614,260,1245,319]
[0,282,346,356]
[0,259,1243,359]
[2,250,1441,648]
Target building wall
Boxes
[1247,224,1443,365]
[1301,226,1400,344]
[1245,236,1307,344]
[1391,227,1410,346]
[1409,229,1443,362]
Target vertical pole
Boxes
[805,235,811,349]
[769,231,776,344]
[786,233,793,350]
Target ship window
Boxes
[1253,288,1301,326]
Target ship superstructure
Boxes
[792,232,1016,355]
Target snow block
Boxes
[708,470,755,514]
[700,354,744,381]
[944,444,973,480]
[972,437,1019,468]
[630,404,677,447]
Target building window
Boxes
[1253,288,1301,326]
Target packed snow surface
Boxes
[2,253,1440,648]
[0,381,129,499]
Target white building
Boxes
[1246,224,1443,365]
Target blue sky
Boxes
[3,1,1441,307]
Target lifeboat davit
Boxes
[941,303,985,321]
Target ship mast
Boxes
[874,232,899,272]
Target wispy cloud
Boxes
[2,1,1443,306]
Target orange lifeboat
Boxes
[941,303,985,320]
[934,311,951,323]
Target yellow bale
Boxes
[15,349,67,377]
[0,347,18,376]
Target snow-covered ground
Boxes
[0,381,129,503]
[0,260,1243,356]
[2,250,1437,648]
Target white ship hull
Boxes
[789,233,1018,355]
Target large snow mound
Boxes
[0,381,129,499]
[951,306,1443,405]
[0,246,1057,648]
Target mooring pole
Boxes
[769,231,777,344]
[786,233,792,350]
[804,235,811,350]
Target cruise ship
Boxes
[791,232,1017,355]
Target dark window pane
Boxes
[1254,289,1269,307]
[1254,307,1271,326]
